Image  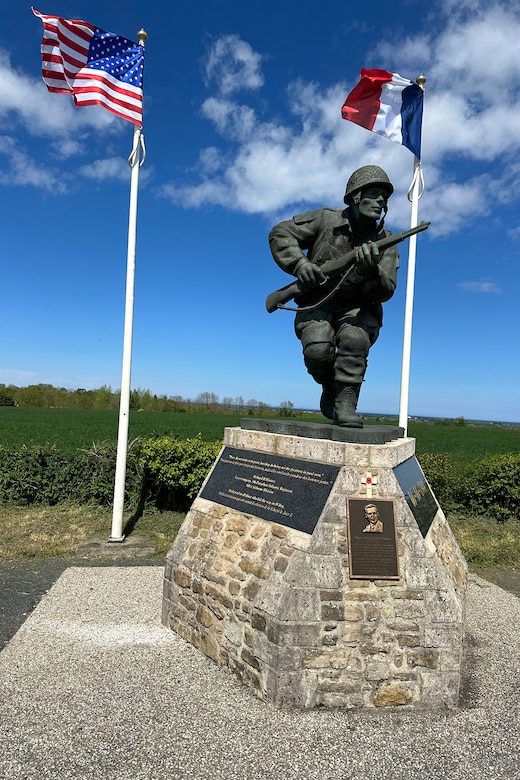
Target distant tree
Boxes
[94,385,115,410]
[456,416,467,427]
[169,395,188,412]
[222,396,234,412]
[278,400,295,417]
[195,391,219,411]
[73,388,96,409]
[129,389,141,410]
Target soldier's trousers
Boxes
[294,307,379,386]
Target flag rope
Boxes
[128,129,146,168]
[407,162,425,203]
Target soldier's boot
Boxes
[303,357,335,420]
[319,380,335,419]
[333,382,363,428]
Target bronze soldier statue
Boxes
[268,165,399,428]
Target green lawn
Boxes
[1,406,518,461]
[409,419,520,461]
[0,407,244,452]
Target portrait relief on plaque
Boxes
[347,498,400,580]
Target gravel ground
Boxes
[0,566,518,780]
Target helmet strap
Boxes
[378,203,388,231]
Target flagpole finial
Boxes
[137,29,148,46]
[416,74,426,90]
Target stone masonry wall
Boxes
[162,429,467,709]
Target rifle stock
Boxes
[265,220,430,313]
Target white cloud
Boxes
[204,35,264,96]
[197,147,224,174]
[458,280,502,294]
[161,4,520,237]
[419,175,491,236]
[201,98,258,140]
[78,157,132,182]
[51,139,87,159]
[0,135,66,192]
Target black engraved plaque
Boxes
[347,498,400,580]
[200,447,340,535]
[393,456,438,537]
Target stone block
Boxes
[251,611,267,632]
[321,603,344,621]
[365,654,392,681]
[239,557,270,579]
[273,555,289,573]
[200,632,223,664]
[226,516,249,535]
[269,622,321,648]
[242,580,261,601]
[228,580,241,596]
[270,523,289,538]
[283,552,343,590]
[173,568,192,589]
[406,648,440,669]
[344,603,364,621]
[267,669,317,709]
[420,671,461,708]
[373,681,418,707]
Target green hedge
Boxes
[419,451,520,521]
[138,435,221,510]
[0,435,221,513]
[464,453,520,521]
[0,441,141,508]
[0,439,518,521]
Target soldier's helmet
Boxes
[344,165,394,204]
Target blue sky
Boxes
[1,0,519,422]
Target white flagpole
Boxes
[398,74,426,437]
[109,29,147,543]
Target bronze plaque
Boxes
[347,498,400,580]
[200,447,340,535]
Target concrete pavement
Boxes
[0,565,519,780]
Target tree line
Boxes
[0,383,296,416]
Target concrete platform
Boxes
[241,417,404,444]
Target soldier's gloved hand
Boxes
[297,261,327,289]
[355,242,380,277]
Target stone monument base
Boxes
[162,426,467,709]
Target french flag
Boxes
[342,69,424,159]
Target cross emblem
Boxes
[361,471,378,498]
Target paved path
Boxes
[0,558,160,650]
[0,565,519,780]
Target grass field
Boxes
[0,407,243,451]
[1,407,518,461]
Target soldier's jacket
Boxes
[268,207,399,328]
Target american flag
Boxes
[32,8,144,125]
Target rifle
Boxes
[265,220,430,313]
